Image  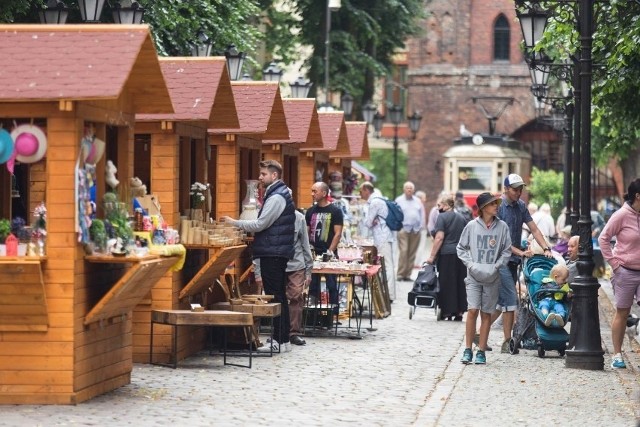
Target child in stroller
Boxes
[536,265,572,327]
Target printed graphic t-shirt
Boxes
[305,203,344,254]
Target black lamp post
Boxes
[388,104,403,198]
[516,0,603,370]
[290,76,312,98]
[111,0,144,24]
[262,62,283,82]
[407,111,423,139]
[362,102,377,126]
[224,45,246,81]
[39,0,69,24]
[190,31,212,57]
[340,93,354,120]
[78,0,106,23]
[372,112,385,137]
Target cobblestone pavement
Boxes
[2,273,639,426]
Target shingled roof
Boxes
[263,98,322,149]
[209,81,288,139]
[137,57,238,128]
[0,24,172,114]
[344,121,370,160]
[317,111,350,157]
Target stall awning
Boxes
[352,160,376,182]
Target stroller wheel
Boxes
[508,338,519,355]
[537,344,545,358]
[435,307,442,322]
[558,348,566,357]
[409,307,413,320]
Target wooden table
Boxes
[310,264,382,337]
[150,309,255,368]
[83,254,179,326]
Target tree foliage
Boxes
[537,0,640,182]
[527,167,564,219]
[360,148,407,199]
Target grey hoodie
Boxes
[456,216,512,286]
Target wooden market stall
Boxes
[262,98,323,209]
[300,111,350,194]
[0,24,175,404]
[133,57,242,364]
[335,121,371,190]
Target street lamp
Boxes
[224,44,246,81]
[323,0,342,106]
[111,0,145,24]
[372,112,385,137]
[262,62,283,82]
[190,31,212,57]
[516,0,603,370]
[78,0,106,23]
[362,102,377,126]
[38,0,69,24]
[388,104,403,198]
[340,93,354,120]
[290,76,313,98]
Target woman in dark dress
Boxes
[426,194,468,320]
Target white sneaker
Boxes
[257,339,279,353]
[282,342,292,353]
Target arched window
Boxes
[494,14,510,61]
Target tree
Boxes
[360,148,407,199]
[527,167,564,219]
[537,0,640,185]
[3,1,264,59]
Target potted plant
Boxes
[89,219,108,253]
[11,217,30,256]
[0,218,10,256]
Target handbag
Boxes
[411,263,439,293]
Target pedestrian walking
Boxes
[426,194,467,320]
[395,181,425,281]
[598,177,640,369]
[457,192,512,364]
[492,174,553,353]
[222,159,295,353]
[414,190,430,268]
[359,181,398,302]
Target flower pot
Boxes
[18,243,27,257]
[0,244,5,256]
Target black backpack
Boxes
[455,205,473,223]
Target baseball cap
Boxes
[504,174,526,188]
[476,192,501,210]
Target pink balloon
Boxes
[14,132,38,156]
[6,151,16,174]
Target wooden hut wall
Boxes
[298,153,315,208]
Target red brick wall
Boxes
[406,0,537,204]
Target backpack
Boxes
[376,198,404,231]
[455,205,473,223]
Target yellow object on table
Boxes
[148,244,186,272]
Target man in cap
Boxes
[492,173,553,353]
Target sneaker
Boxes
[501,340,510,354]
[282,342,292,353]
[257,339,279,353]
[290,335,306,346]
[461,347,473,364]
[555,314,565,327]
[474,350,486,364]
[611,353,626,369]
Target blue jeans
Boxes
[538,297,566,318]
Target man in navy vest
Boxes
[222,160,296,353]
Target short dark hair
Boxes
[259,159,283,177]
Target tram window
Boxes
[458,165,492,191]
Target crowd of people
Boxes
[223,159,640,370]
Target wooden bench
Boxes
[150,309,255,368]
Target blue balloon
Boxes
[0,129,14,164]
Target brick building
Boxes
[404,0,563,204]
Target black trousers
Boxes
[259,256,290,344]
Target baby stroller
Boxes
[407,263,440,320]
[509,255,570,357]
